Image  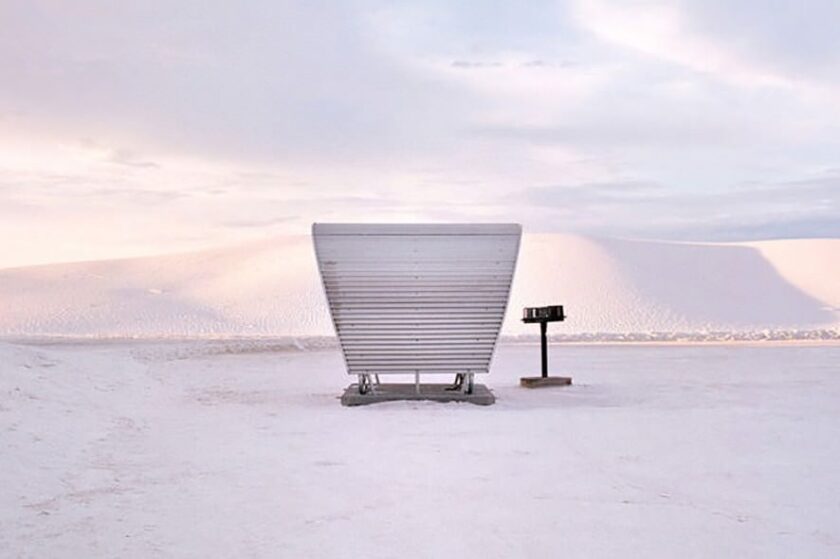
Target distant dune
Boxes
[1,234,837,338]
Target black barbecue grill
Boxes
[521,305,571,387]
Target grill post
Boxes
[540,321,548,378]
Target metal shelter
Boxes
[312,223,521,403]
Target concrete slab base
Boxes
[520,376,573,388]
[341,383,495,406]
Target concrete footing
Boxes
[520,376,573,388]
[341,383,495,406]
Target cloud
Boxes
[107,149,160,169]
[0,2,473,165]
[518,59,575,68]
[571,0,794,88]
[85,187,186,203]
[471,119,749,149]
[677,1,840,84]
[451,60,503,69]
[518,181,664,205]
[507,174,840,241]
[571,0,840,99]
[221,216,298,229]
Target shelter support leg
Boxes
[358,374,373,395]
[447,373,465,391]
[463,373,474,395]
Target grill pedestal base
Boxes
[520,376,572,388]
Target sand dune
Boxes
[1,234,837,338]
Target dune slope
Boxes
[0,235,837,337]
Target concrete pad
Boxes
[341,383,495,406]
[520,376,573,388]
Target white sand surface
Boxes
[2,340,839,558]
[1,235,837,338]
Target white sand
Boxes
[2,340,839,558]
[0,235,837,338]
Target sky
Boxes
[1,0,839,267]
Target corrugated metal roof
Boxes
[313,223,521,376]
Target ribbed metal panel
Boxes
[312,223,522,376]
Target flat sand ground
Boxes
[2,341,839,558]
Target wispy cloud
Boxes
[451,60,503,69]
[572,0,794,88]
[221,216,298,229]
[506,174,840,240]
[106,149,160,169]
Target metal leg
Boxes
[447,373,464,391]
[358,374,371,395]
[464,373,474,394]
[414,372,420,395]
